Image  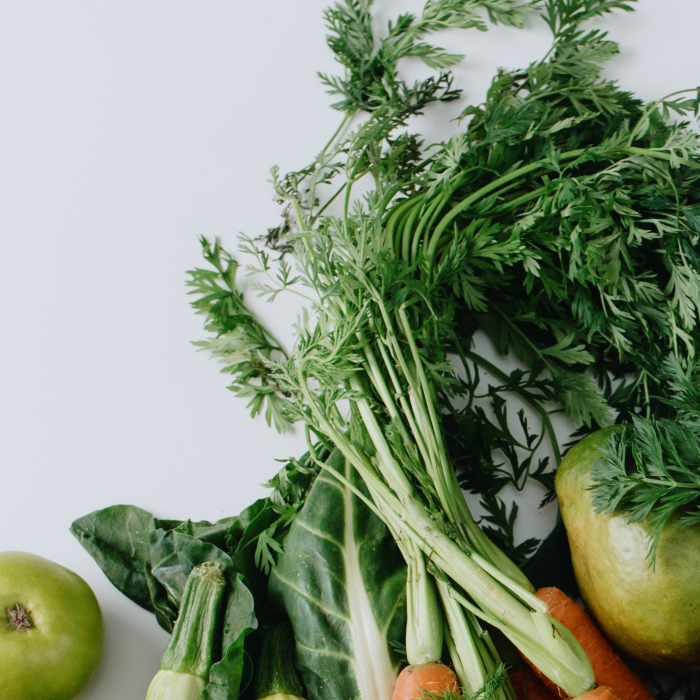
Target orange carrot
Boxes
[575,686,626,700]
[392,662,459,700]
[531,588,654,700]
[510,663,560,700]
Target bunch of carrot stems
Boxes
[266,189,596,697]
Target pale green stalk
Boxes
[468,613,517,700]
[405,547,444,664]
[358,337,449,666]
[437,578,489,697]
[360,280,525,585]
[440,584,515,700]
[308,113,351,222]
[396,306,532,586]
[447,588,594,695]
[367,318,436,471]
[360,333,431,466]
[146,563,226,700]
[443,624,469,692]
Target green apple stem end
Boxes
[7,604,32,630]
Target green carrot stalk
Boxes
[405,549,443,665]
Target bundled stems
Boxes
[285,264,595,695]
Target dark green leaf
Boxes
[202,575,258,700]
[149,530,235,607]
[269,450,406,700]
[70,505,158,613]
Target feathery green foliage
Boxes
[187,237,293,433]
[192,0,700,585]
[590,356,700,564]
[320,0,533,115]
[191,0,700,565]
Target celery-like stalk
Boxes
[255,623,305,700]
[405,548,443,665]
[144,671,206,700]
[145,562,226,700]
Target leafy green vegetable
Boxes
[72,505,258,700]
[269,449,407,700]
[70,505,159,614]
[71,445,325,619]
[70,506,238,631]
[71,446,336,698]
[136,525,259,699]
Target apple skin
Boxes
[0,551,104,700]
[556,427,700,673]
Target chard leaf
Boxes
[70,505,158,613]
[143,562,179,633]
[202,574,257,700]
[71,505,245,633]
[158,517,237,550]
[149,529,236,608]
[269,449,406,700]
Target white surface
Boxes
[0,1,697,697]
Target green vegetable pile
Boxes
[74,0,700,698]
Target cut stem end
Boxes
[7,604,32,630]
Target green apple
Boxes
[0,551,104,700]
